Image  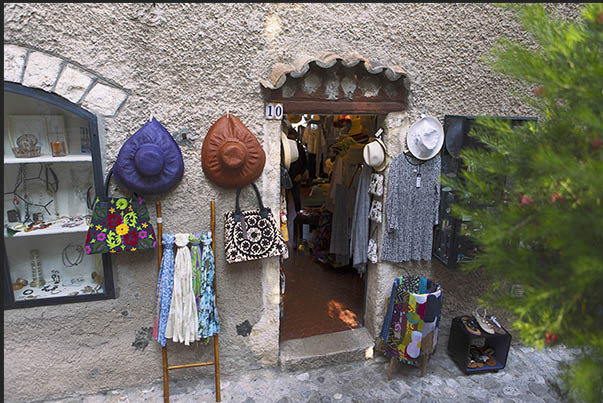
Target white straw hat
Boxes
[281,131,299,169]
[407,115,445,160]
[363,138,388,172]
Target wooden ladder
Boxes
[155,200,221,402]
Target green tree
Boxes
[445,4,603,402]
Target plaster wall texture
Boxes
[3,2,582,402]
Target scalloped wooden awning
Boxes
[260,52,409,115]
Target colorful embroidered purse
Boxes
[84,169,156,254]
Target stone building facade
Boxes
[3,3,582,402]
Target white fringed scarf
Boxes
[165,233,200,345]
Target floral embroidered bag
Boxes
[84,168,156,254]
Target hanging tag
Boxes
[416,174,422,188]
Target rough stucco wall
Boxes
[3,2,583,402]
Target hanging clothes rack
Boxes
[155,200,221,402]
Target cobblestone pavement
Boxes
[44,318,576,403]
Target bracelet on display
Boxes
[42,284,59,292]
[62,217,84,228]
[81,285,95,294]
[23,289,33,295]
[62,244,84,267]
[51,270,61,284]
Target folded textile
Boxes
[380,276,442,365]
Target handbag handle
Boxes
[234,182,269,221]
[103,168,114,201]
[103,167,141,200]
[91,168,139,206]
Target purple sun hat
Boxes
[112,117,184,195]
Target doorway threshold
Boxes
[279,327,374,372]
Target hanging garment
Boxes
[329,160,360,265]
[190,232,203,303]
[280,189,290,260]
[153,234,176,347]
[165,233,200,345]
[411,288,443,356]
[381,153,441,262]
[378,276,423,342]
[197,231,220,339]
[349,164,372,274]
[367,238,378,263]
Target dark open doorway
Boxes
[279,113,382,342]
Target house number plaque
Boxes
[265,103,283,120]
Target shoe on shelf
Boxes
[473,308,495,334]
[489,315,506,334]
[469,345,485,368]
[480,346,496,366]
[466,359,479,369]
[461,315,481,336]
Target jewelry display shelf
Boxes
[4,154,93,164]
[4,82,115,310]
[4,220,89,238]
[14,281,102,301]
[447,315,512,375]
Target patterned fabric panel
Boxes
[153,234,176,347]
[197,231,220,339]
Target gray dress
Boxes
[349,163,373,274]
[381,153,440,262]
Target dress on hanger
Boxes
[381,153,441,262]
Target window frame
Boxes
[3,81,115,309]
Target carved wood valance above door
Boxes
[260,53,410,115]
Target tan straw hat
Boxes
[363,138,388,172]
[281,131,299,169]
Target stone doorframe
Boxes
[261,53,417,341]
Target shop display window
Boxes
[432,114,536,269]
[3,82,114,309]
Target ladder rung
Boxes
[168,361,215,370]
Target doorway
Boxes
[279,113,382,342]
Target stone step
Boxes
[279,327,375,372]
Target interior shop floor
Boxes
[280,248,364,342]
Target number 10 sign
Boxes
[265,103,283,120]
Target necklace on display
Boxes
[62,244,84,267]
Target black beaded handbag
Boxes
[224,183,285,264]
